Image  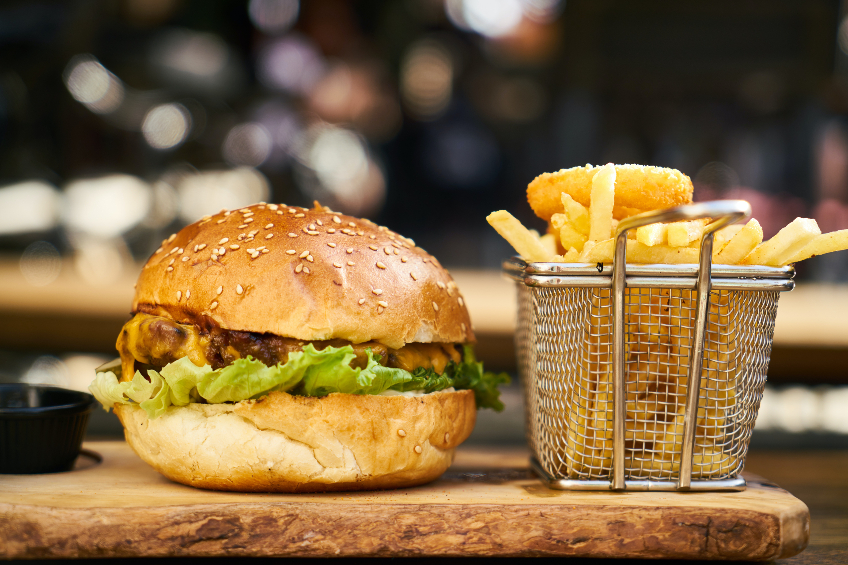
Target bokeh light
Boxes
[72,236,128,286]
[177,168,270,222]
[222,123,273,167]
[256,34,326,95]
[446,0,524,38]
[401,39,453,120]
[62,175,152,238]
[142,103,191,149]
[249,0,299,34]
[0,181,60,235]
[63,55,125,114]
[156,29,229,78]
[19,241,62,287]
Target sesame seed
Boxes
[348,222,355,227]
[445,432,450,442]
[358,298,366,305]
[244,218,254,223]
[377,306,384,314]
[458,296,464,306]
[397,429,407,437]
[288,233,297,238]
[401,256,408,263]
[169,258,175,266]
[277,210,283,215]
[250,251,260,259]
[414,445,422,454]
[176,290,182,300]
[346,248,353,253]
[306,255,314,262]
[262,249,269,254]
[333,216,341,224]
[268,204,278,211]
[369,245,378,251]
[236,284,244,295]
[316,219,323,226]
[295,264,303,273]
[155,247,163,254]
[219,238,229,245]
[303,266,310,274]
[224,211,231,216]
[239,224,248,229]
[461,323,466,332]
[265,234,274,239]
[238,234,246,240]
[249,230,259,236]
[342,229,351,234]
[411,272,418,281]
[423,258,429,263]
[295,213,305,218]
[201,215,211,221]
[182,256,189,262]
[289,208,296,213]
[327,242,336,248]
[308,230,319,235]
[347,261,354,266]
[373,289,383,295]
[186,290,191,299]
[376,262,386,269]
[211,254,218,261]
[216,286,223,295]
[167,233,176,242]
[437,281,446,289]
[331,261,340,268]
[328,228,336,233]
[369,235,376,239]
[170,246,179,254]
[256,246,266,250]
[243,212,254,217]
[299,250,309,258]
[377,300,388,307]
[193,245,199,252]
[230,244,240,250]
[302,227,310,234]
[384,247,392,255]
[286,249,296,255]
[308,224,316,230]
[432,302,439,311]
[265,223,273,229]
[177,248,184,254]
[248,248,256,254]
[210,301,218,310]
[391,242,401,249]
[217,219,226,224]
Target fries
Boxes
[713,218,763,264]
[787,229,848,263]
[588,163,616,242]
[490,163,848,268]
[486,210,556,262]
[741,217,820,267]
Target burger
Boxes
[90,202,508,492]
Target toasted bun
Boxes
[133,203,473,349]
[115,389,476,492]
[527,164,694,222]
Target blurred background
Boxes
[0,0,846,450]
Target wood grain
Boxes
[0,441,809,561]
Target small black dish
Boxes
[0,384,98,474]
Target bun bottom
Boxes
[116,389,476,492]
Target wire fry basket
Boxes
[504,201,794,491]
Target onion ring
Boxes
[527,164,694,222]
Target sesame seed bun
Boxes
[133,203,474,349]
[115,389,476,492]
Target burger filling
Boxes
[90,313,509,419]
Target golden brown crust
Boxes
[116,389,476,492]
[133,204,473,349]
[527,164,694,222]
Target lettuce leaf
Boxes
[89,344,510,418]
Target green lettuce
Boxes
[89,343,510,419]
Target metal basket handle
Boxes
[610,200,752,490]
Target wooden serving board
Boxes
[0,441,808,561]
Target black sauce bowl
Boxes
[0,384,98,474]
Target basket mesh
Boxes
[517,285,779,482]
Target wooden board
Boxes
[0,441,809,561]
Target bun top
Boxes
[133,203,474,349]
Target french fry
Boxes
[561,193,590,236]
[588,163,616,242]
[667,219,707,247]
[786,229,848,264]
[551,213,588,252]
[713,218,763,264]
[741,217,820,267]
[486,210,556,262]
[713,224,744,254]
[539,233,559,257]
[581,238,700,264]
[563,247,580,261]
[636,223,668,247]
